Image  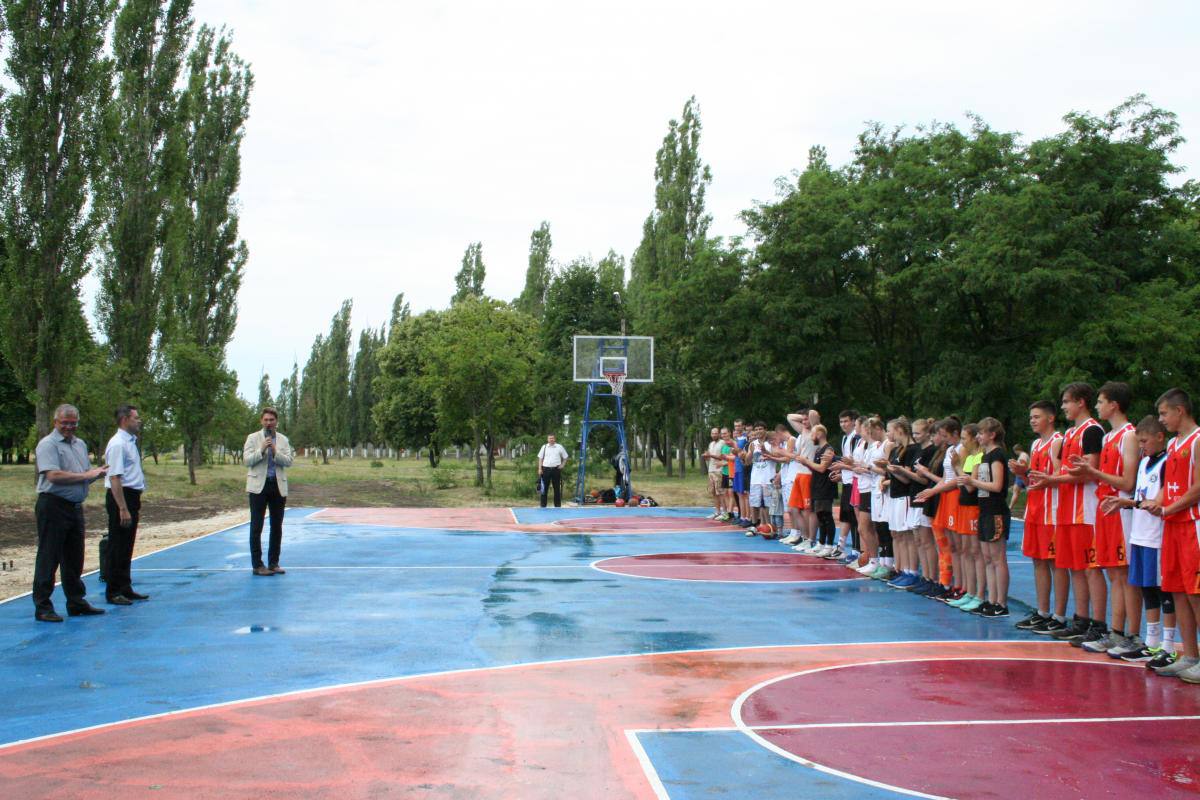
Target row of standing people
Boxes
[700,383,1200,683]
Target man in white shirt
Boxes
[702,427,725,518]
[538,434,570,508]
[104,405,148,605]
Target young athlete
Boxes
[949,424,985,612]
[915,417,963,600]
[833,410,862,562]
[1012,401,1065,632]
[747,422,776,534]
[964,417,1011,617]
[702,427,725,519]
[892,418,938,594]
[1142,388,1200,680]
[866,417,895,580]
[1030,383,1106,645]
[732,420,752,527]
[718,428,738,521]
[850,417,880,574]
[808,425,839,554]
[884,418,921,588]
[1101,416,1177,664]
[1069,382,1140,654]
[785,410,818,550]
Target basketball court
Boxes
[2,505,1197,798]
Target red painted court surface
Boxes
[553,516,733,532]
[594,551,863,582]
[0,642,1128,800]
[737,658,1200,799]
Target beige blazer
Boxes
[243,430,295,496]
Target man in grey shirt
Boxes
[32,404,108,622]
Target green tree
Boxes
[425,298,536,489]
[374,309,444,466]
[256,372,272,411]
[515,221,552,317]
[451,242,485,303]
[157,25,251,479]
[387,292,409,342]
[95,0,193,396]
[158,341,235,483]
[0,358,34,463]
[349,326,383,446]
[318,300,352,456]
[0,0,115,436]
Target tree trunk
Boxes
[35,368,50,438]
[485,426,494,491]
[322,444,329,465]
[473,430,484,486]
[677,425,687,479]
[188,438,201,485]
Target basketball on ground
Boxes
[615,498,626,507]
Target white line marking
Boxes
[630,714,1200,734]
[625,730,672,800]
[590,551,866,584]
[729,657,1143,800]
[0,640,1054,752]
[508,507,519,525]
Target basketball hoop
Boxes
[602,370,626,397]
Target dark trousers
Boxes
[540,466,562,508]
[840,486,860,550]
[105,487,142,598]
[817,509,836,546]
[249,478,286,568]
[32,494,88,612]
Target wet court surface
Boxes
[1,507,1196,798]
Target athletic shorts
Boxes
[733,471,747,494]
[1127,544,1161,588]
[1054,523,1094,571]
[707,472,723,498]
[978,508,1011,543]
[1022,519,1056,560]
[933,490,959,531]
[919,512,935,529]
[1161,519,1200,594]
[953,503,979,536]
[1092,508,1129,568]
[749,483,769,508]
[871,490,887,524]
[857,492,872,514]
[907,506,926,531]
[887,495,912,532]
[788,473,813,509]
[721,475,731,490]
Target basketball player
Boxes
[1013,401,1064,632]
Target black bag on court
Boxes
[98,535,109,583]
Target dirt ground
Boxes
[0,480,435,605]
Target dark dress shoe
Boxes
[35,609,64,623]
[269,565,286,574]
[67,603,106,616]
[106,595,133,606]
[124,590,150,601]
[253,566,275,576]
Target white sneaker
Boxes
[798,540,816,553]
[744,529,757,537]
[781,533,802,545]
[811,545,828,557]
[856,562,877,575]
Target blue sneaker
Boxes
[888,573,917,588]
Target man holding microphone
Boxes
[243,408,294,576]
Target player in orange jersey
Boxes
[1012,401,1065,632]
[1068,382,1140,654]
[1143,388,1200,680]
[1029,382,1106,645]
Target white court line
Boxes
[591,551,865,584]
[624,730,672,800]
[0,639,1054,752]
[729,656,1143,800]
[634,714,1200,734]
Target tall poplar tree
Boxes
[0,0,115,436]
[318,300,352,456]
[96,0,193,395]
[452,242,485,303]
[515,221,552,317]
[157,25,252,481]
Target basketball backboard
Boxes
[573,336,654,383]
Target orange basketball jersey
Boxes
[1026,433,1061,526]
[1096,423,1135,501]
[1056,419,1102,526]
[1163,428,1200,524]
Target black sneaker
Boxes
[926,585,950,600]
[982,605,1010,618]
[1117,644,1156,662]
[970,602,995,616]
[1146,650,1178,671]
[1015,612,1046,630]
[1050,616,1088,641]
[1070,622,1107,649]
[1031,616,1067,635]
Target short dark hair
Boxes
[1098,381,1132,413]
[1061,382,1094,406]
[937,416,962,436]
[1156,388,1193,417]
[115,404,138,425]
[839,409,859,421]
[1028,400,1056,417]
[1136,414,1168,437]
[753,420,766,429]
[260,407,279,418]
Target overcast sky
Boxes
[170,0,1199,398]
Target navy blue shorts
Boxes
[733,471,747,494]
[1128,544,1161,588]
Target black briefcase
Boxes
[98,535,108,583]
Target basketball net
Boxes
[602,371,626,397]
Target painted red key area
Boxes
[594,551,859,582]
[740,659,1200,799]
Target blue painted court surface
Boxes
[2,506,1191,799]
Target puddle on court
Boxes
[233,625,279,634]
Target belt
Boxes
[39,493,84,509]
